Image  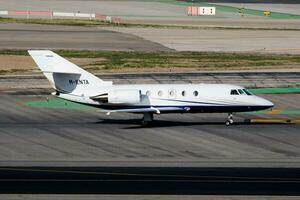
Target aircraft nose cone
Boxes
[251,97,274,111]
[261,99,274,108]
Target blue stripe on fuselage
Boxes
[96,104,272,113]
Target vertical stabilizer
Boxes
[28,50,112,94]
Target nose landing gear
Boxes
[226,113,234,126]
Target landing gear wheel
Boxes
[225,120,231,126]
[225,113,234,126]
[141,112,153,126]
[141,120,148,126]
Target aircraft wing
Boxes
[105,106,186,115]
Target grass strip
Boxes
[0,49,300,72]
[0,17,111,26]
[1,17,300,31]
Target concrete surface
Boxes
[104,26,300,53]
[0,24,171,51]
[1,0,300,29]
[124,17,300,29]
[0,0,254,21]
[0,0,187,18]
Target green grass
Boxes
[0,17,198,29]
[1,17,300,31]
[0,17,112,26]
[1,49,300,72]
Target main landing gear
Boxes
[142,112,153,126]
[225,113,234,126]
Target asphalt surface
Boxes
[0,195,298,200]
[1,23,300,53]
[1,72,300,91]
[0,24,171,51]
[0,167,300,195]
[0,69,299,198]
[0,0,299,198]
[106,27,300,53]
[0,92,300,167]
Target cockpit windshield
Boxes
[231,89,253,96]
[238,89,245,95]
[243,89,253,95]
[230,89,239,95]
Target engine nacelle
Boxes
[108,89,141,104]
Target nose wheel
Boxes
[226,113,234,126]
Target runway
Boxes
[0,167,300,195]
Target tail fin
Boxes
[28,50,112,94]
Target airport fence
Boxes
[0,10,121,23]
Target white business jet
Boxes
[28,50,274,126]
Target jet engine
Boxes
[108,89,141,104]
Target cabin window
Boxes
[182,91,186,96]
[169,90,175,97]
[158,90,163,97]
[146,91,151,96]
[193,91,198,97]
[230,89,239,95]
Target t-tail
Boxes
[28,50,112,97]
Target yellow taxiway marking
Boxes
[291,120,300,124]
[267,109,282,115]
[250,119,300,124]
